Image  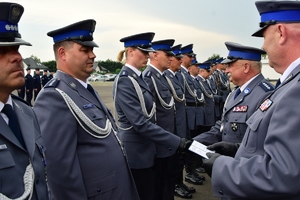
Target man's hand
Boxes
[177,138,192,153]
[203,152,221,177]
[207,141,240,157]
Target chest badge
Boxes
[231,123,238,131]
[259,99,273,111]
[233,105,248,112]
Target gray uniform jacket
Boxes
[0,95,48,200]
[195,73,274,145]
[215,70,231,102]
[209,75,222,119]
[143,65,179,158]
[196,76,216,126]
[176,67,205,130]
[164,70,188,138]
[33,71,139,200]
[113,66,180,168]
[211,67,300,200]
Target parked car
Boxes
[88,74,108,82]
[105,74,117,81]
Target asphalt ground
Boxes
[90,81,218,200]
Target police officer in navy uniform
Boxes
[203,2,300,199]
[48,69,54,81]
[17,83,25,99]
[114,33,189,200]
[24,67,33,106]
[143,39,190,200]
[195,42,274,148]
[0,2,49,199]
[41,70,49,87]
[175,44,205,185]
[164,44,195,199]
[33,19,140,200]
[33,68,41,100]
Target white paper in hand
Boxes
[188,140,215,159]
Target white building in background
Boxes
[261,58,280,81]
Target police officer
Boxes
[114,33,189,200]
[195,42,274,148]
[33,19,140,200]
[25,67,34,106]
[48,69,54,81]
[175,44,205,185]
[143,39,189,200]
[0,2,49,199]
[17,83,25,99]
[33,68,41,100]
[41,69,49,87]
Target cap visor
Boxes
[252,25,268,37]
[165,50,175,56]
[221,58,237,64]
[75,40,99,47]
[175,54,183,58]
[0,38,32,46]
[137,46,155,52]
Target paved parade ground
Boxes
[91,81,218,200]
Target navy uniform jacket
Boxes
[143,65,179,158]
[209,74,222,119]
[33,74,41,91]
[41,75,49,87]
[176,67,205,130]
[164,69,188,138]
[113,66,180,168]
[215,70,231,102]
[33,70,139,200]
[211,66,300,200]
[0,95,48,200]
[25,74,34,91]
[196,76,215,126]
[195,74,274,145]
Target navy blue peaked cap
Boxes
[171,44,183,58]
[253,1,300,37]
[181,44,196,57]
[47,19,98,47]
[198,62,211,70]
[152,39,175,55]
[120,32,155,52]
[0,2,31,46]
[222,42,266,64]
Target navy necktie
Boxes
[234,88,241,100]
[275,79,281,88]
[2,104,26,148]
[87,84,98,100]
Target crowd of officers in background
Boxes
[17,68,54,106]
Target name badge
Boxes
[83,103,94,109]
[233,105,248,112]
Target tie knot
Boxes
[2,104,13,116]
[234,88,241,100]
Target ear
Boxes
[58,46,67,61]
[243,62,250,73]
[277,24,287,45]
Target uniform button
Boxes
[223,132,226,135]
[168,148,172,151]
[218,190,223,195]
[93,115,96,118]
[97,188,101,193]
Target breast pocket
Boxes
[0,146,15,169]
[243,111,264,153]
[160,88,172,102]
[228,113,248,140]
[86,172,117,198]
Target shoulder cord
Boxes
[207,77,218,95]
[197,79,214,99]
[55,88,114,138]
[0,160,34,200]
[151,76,174,110]
[165,76,185,102]
[181,72,205,102]
[218,72,230,88]
[113,75,156,130]
[219,91,234,132]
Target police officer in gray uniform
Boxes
[194,42,274,147]
[0,2,49,199]
[33,19,140,200]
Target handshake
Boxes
[177,138,192,154]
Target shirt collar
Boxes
[167,69,175,76]
[240,73,260,92]
[280,57,300,83]
[149,63,163,75]
[0,96,13,112]
[125,63,141,76]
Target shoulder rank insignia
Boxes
[233,105,248,112]
[259,81,275,92]
[259,98,273,111]
[120,70,128,77]
[44,78,60,88]
[144,71,152,78]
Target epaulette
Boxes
[44,78,60,88]
[11,94,30,106]
[259,80,275,92]
[144,71,152,78]
[119,70,128,77]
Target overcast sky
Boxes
[14,0,265,63]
